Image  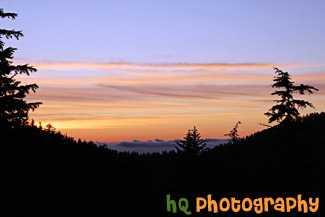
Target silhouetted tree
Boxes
[0,8,41,129]
[45,123,56,133]
[38,121,43,130]
[265,68,318,123]
[225,121,241,142]
[28,119,36,128]
[175,126,207,155]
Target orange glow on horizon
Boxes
[19,61,325,143]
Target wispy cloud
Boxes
[15,59,323,71]
[20,60,325,142]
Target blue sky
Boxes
[2,0,325,63]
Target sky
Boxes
[1,0,325,143]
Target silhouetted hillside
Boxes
[1,113,324,216]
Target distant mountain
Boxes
[96,138,230,153]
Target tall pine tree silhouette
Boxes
[175,126,207,155]
[265,68,318,123]
[0,8,41,129]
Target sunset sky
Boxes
[2,0,325,143]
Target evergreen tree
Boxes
[224,121,241,142]
[175,126,207,155]
[0,8,41,129]
[265,68,318,123]
[45,123,56,133]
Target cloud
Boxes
[117,140,175,147]
[116,138,229,148]
[101,138,231,153]
[18,59,324,142]
[97,84,274,99]
[14,59,322,71]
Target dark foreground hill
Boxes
[1,113,324,217]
